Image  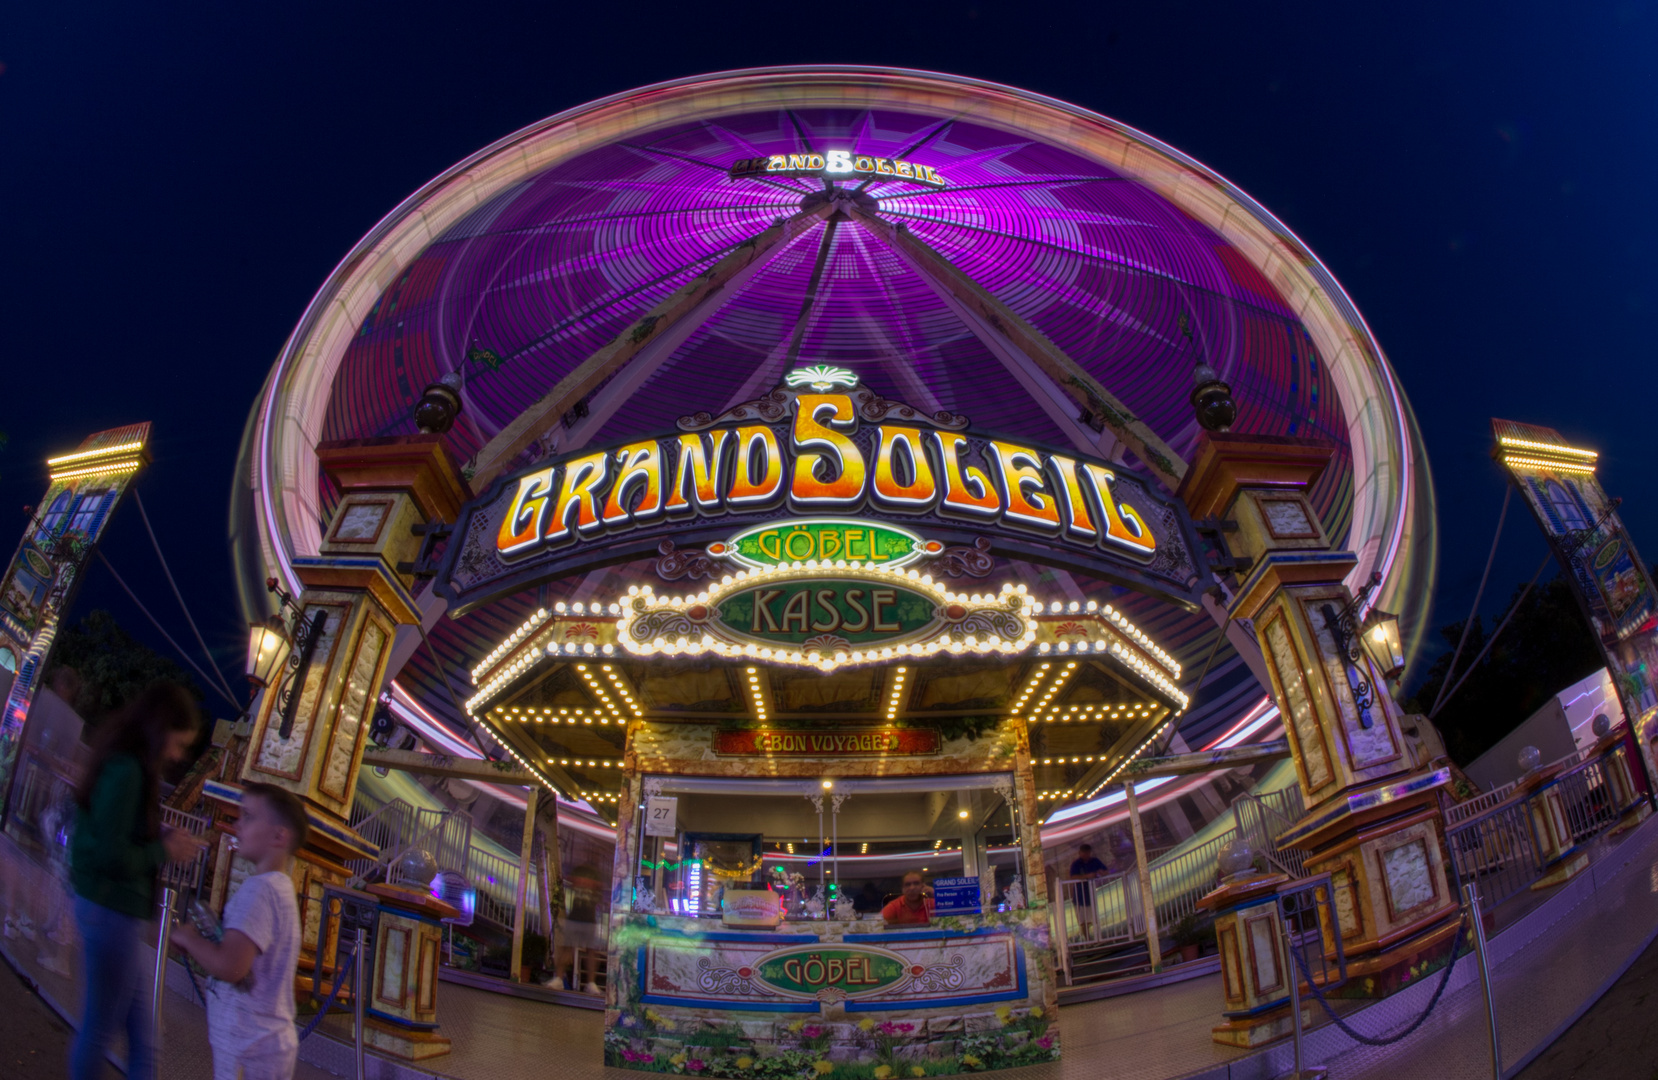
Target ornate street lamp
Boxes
[1318,572,1390,729]
[245,614,292,689]
[1361,606,1406,680]
[253,577,331,740]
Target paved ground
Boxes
[1517,927,1658,1080]
[2,959,75,1079]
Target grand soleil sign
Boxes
[434,367,1205,614]
[728,151,947,188]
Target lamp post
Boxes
[249,578,331,740]
[1360,606,1405,681]
[245,614,292,689]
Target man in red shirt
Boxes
[881,871,933,926]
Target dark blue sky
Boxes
[1,1,1653,709]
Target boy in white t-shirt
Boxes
[174,782,307,1080]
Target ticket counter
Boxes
[606,722,1059,1072]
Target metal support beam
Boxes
[847,207,1187,491]
[1124,739,1291,780]
[510,786,538,983]
[361,747,537,786]
[1125,779,1162,973]
[468,203,835,488]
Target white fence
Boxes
[347,791,545,937]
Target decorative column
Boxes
[1179,432,1460,996]
[1196,859,1299,1048]
[1589,714,1653,836]
[221,433,468,944]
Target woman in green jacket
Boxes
[69,682,201,1080]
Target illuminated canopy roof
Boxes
[235,68,1435,807]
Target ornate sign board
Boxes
[0,423,151,819]
[713,728,941,757]
[436,369,1208,615]
[728,151,947,188]
[1494,419,1658,772]
[619,570,1035,670]
[638,929,1026,1012]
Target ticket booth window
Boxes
[636,774,1020,920]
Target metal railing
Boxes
[1232,788,1308,877]
[1052,785,1310,983]
[1550,751,1621,843]
[347,791,544,936]
[1445,746,1636,912]
[1444,750,1582,826]
[159,804,212,891]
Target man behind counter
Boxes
[881,871,933,926]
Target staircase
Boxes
[1054,785,1308,987]
[345,792,547,937]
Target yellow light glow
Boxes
[1501,454,1597,475]
[48,461,140,482]
[1498,436,1597,460]
[45,440,146,467]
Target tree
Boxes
[1401,575,1603,766]
[46,609,203,724]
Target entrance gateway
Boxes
[216,66,1433,1072]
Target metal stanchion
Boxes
[1277,917,1326,1080]
[1463,883,1501,1079]
[151,885,179,1053]
[354,926,368,1080]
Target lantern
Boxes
[1361,607,1405,680]
[245,615,292,688]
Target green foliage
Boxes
[47,609,204,723]
[929,715,1001,742]
[1401,576,1603,765]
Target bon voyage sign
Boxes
[714,727,940,757]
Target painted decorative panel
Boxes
[1257,497,1317,539]
[319,620,388,800]
[378,926,411,1007]
[1245,914,1282,996]
[1380,838,1434,918]
[330,498,393,544]
[638,928,1026,1013]
[1331,866,1362,940]
[1219,924,1244,1002]
[1262,613,1334,790]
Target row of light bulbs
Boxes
[576,664,629,721]
[1110,643,1189,709]
[885,667,908,720]
[1035,790,1077,801]
[472,608,552,680]
[1012,661,1075,717]
[600,664,643,715]
[550,758,619,768]
[472,720,560,800]
[1099,604,1182,676]
[746,666,770,721]
[1028,703,1155,724]
[1496,435,1597,460]
[1090,719,1176,797]
[48,460,141,483]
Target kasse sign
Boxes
[433,367,1206,614]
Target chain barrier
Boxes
[297,944,359,1043]
[1286,906,1466,1047]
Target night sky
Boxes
[1,2,1653,714]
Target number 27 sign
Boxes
[644,796,679,838]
